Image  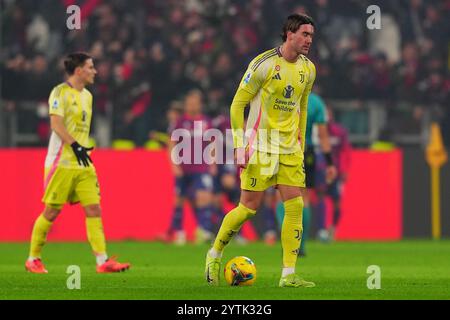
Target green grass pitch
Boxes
[1,241,449,300]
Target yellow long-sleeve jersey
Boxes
[46,82,93,169]
[230,47,316,154]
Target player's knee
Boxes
[238,203,257,219]
[43,206,61,222]
[283,197,303,216]
[240,190,264,211]
[239,199,260,213]
[84,204,102,217]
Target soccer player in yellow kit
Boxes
[25,53,130,273]
[205,14,316,287]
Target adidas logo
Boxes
[272,73,281,80]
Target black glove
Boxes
[71,142,93,167]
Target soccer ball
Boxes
[224,256,257,286]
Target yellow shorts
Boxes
[42,167,101,209]
[240,150,305,191]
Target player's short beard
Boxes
[301,45,310,56]
[296,47,306,56]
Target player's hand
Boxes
[234,147,248,169]
[325,165,338,184]
[71,142,93,167]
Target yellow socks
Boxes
[281,197,303,268]
[212,203,256,253]
[29,215,108,265]
[86,217,107,257]
[29,214,53,258]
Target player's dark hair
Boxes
[186,88,204,101]
[64,52,92,75]
[281,14,315,42]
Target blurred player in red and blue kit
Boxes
[211,114,240,224]
[168,89,216,244]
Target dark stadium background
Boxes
[1,0,449,240]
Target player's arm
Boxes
[312,95,332,156]
[314,97,338,183]
[230,59,266,167]
[230,90,252,168]
[50,115,75,145]
[317,124,332,154]
[50,115,93,167]
[317,123,337,182]
[298,62,316,152]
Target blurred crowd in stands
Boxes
[1,0,449,146]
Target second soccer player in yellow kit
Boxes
[206,14,317,287]
[25,53,130,274]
